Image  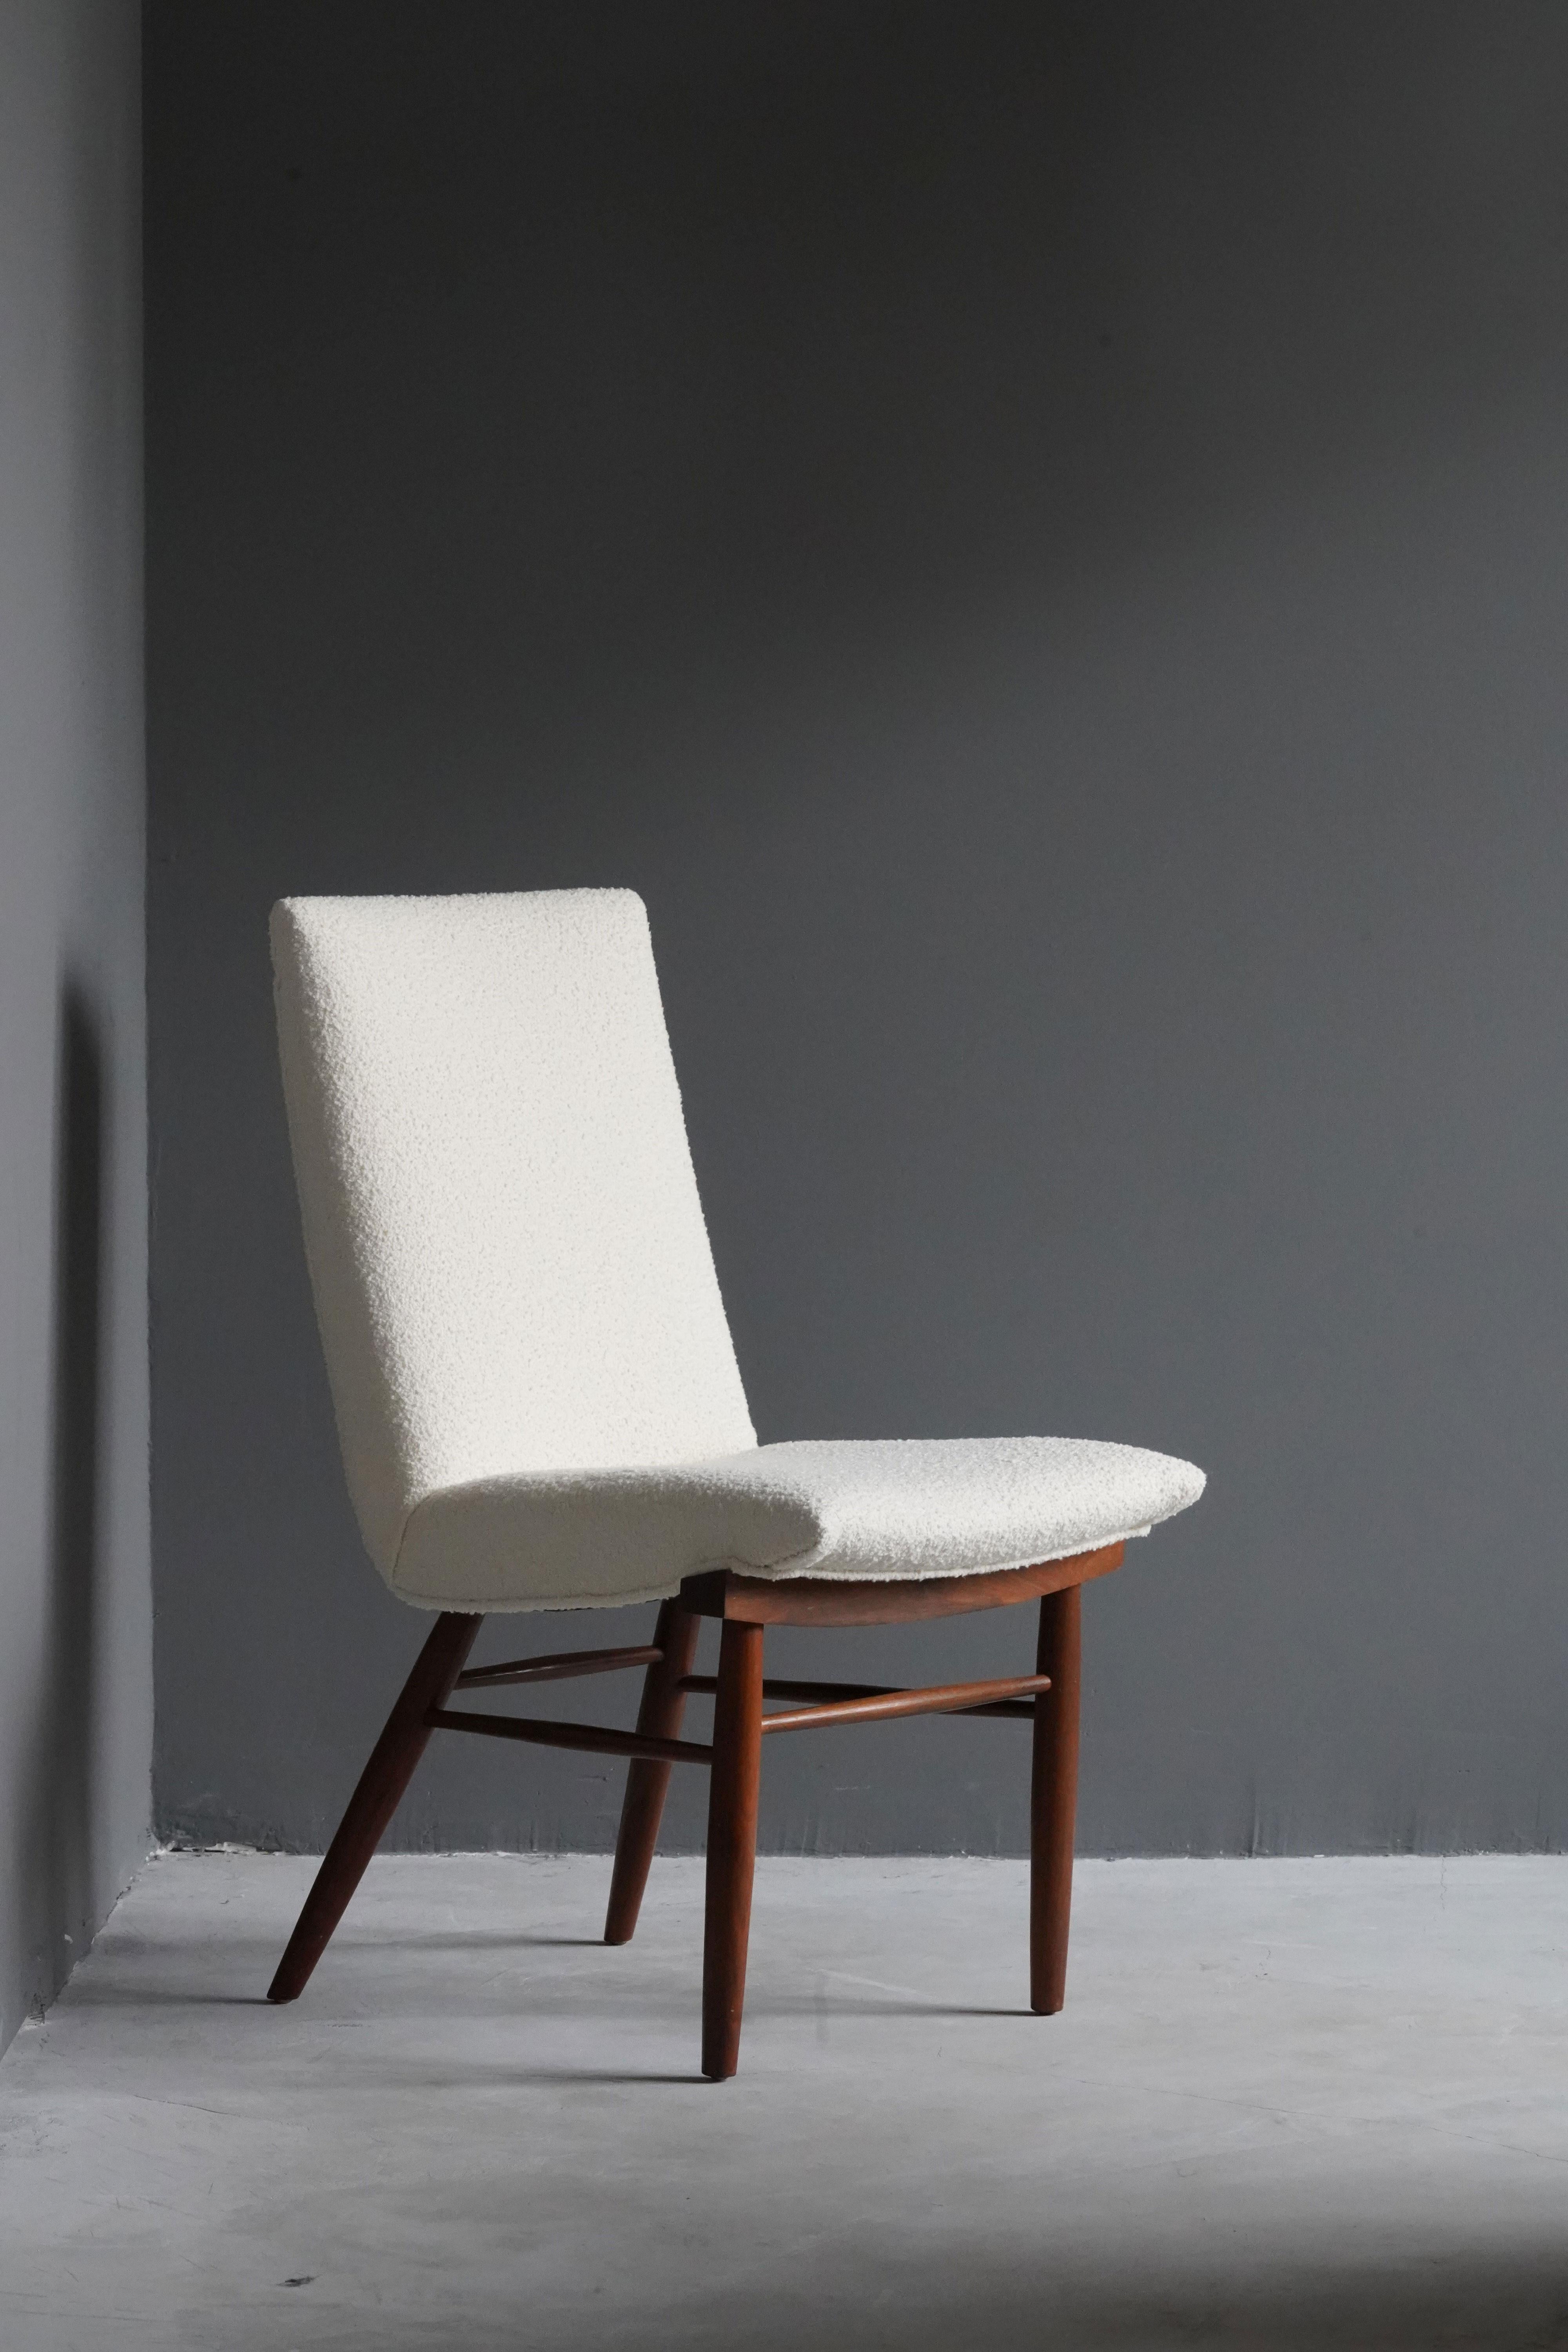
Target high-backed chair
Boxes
[266,890,1203,2078]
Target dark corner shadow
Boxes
[20,978,106,2011]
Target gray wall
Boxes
[0,0,149,2056]
[148,1,1568,1860]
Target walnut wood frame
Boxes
[267,1540,1122,2077]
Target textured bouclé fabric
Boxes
[271,891,756,1577]
[272,891,1204,1612]
[391,1436,1205,1610]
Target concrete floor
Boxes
[3,1855,1568,2350]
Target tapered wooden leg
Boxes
[701,1619,765,2081]
[1030,1582,1082,2014]
[267,1610,483,2004]
[604,1601,701,1944]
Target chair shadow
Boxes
[65,1987,273,2007]
[338,1932,608,1953]
[402,2068,709,2089]
[789,2000,1033,2019]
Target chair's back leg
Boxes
[604,1600,701,1944]
[1030,1582,1082,2013]
[701,1618,765,2080]
[267,1610,483,2004]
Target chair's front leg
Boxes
[701,1618,765,2080]
[268,1609,483,2004]
[1030,1582,1082,2013]
[604,1599,701,1944]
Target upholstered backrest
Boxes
[270,890,756,1576]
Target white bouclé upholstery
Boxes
[391,1436,1205,1611]
[272,891,1204,1612]
[271,891,756,1580]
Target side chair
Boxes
[265,890,1204,2078]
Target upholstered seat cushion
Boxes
[389,1435,1205,1611]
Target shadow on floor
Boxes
[334,1932,607,1952]
[233,2249,1568,2352]
[62,1986,272,2008]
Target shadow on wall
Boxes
[20,979,105,2013]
